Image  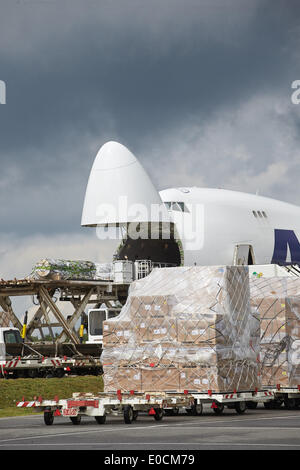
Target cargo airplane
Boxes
[81,141,300,268]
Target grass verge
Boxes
[0,375,104,418]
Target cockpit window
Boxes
[164,201,189,213]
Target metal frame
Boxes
[0,278,129,345]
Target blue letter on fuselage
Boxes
[271,229,300,265]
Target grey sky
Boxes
[0,0,300,282]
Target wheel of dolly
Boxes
[154,408,164,421]
[123,405,134,424]
[246,401,258,409]
[234,401,246,414]
[263,401,273,409]
[95,415,106,424]
[213,403,224,415]
[44,410,54,426]
[191,401,203,416]
[70,416,82,425]
[132,410,138,421]
[284,397,296,410]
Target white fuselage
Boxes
[160,187,300,266]
[81,141,300,267]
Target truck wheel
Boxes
[44,410,54,426]
[235,401,246,414]
[213,403,224,415]
[27,369,38,379]
[123,405,134,424]
[55,368,65,378]
[246,401,257,409]
[70,416,81,425]
[154,408,164,421]
[95,415,106,424]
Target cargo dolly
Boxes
[16,388,275,425]
[262,385,300,410]
[186,389,275,415]
[17,390,194,425]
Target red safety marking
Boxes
[67,399,99,408]
[208,390,212,396]
[183,389,188,395]
[54,409,61,416]
[276,384,281,391]
[146,394,150,401]
[130,390,135,395]
[211,402,218,409]
[16,401,36,408]
[148,408,156,415]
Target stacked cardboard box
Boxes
[250,276,300,387]
[102,266,260,393]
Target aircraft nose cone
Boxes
[92,141,136,171]
[81,141,170,226]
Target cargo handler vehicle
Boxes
[16,388,275,425]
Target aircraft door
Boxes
[233,244,255,265]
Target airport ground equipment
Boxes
[262,385,300,410]
[0,276,129,378]
[16,391,194,425]
[16,388,275,424]
[163,389,274,415]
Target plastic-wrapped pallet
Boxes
[250,276,300,387]
[30,258,97,280]
[102,265,260,393]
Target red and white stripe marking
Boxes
[5,358,20,369]
[16,401,37,408]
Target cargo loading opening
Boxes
[115,223,183,266]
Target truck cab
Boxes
[0,327,23,361]
[87,307,120,344]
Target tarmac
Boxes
[0,404,299,452]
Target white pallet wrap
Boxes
[250,276,300,388]
[102,265,260,393]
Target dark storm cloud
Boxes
[0,0,300,237]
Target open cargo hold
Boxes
[102,265,260,393]
[250,277,300,388]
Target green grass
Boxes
[0,375,104,418]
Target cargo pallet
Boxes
[16,389,275,425]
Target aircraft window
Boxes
[172,202,182,211]
[252,211,258,217]
[262,211,267,218]
[257,211,263,218]
[164,202,172,210]
[177,202,185,212]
